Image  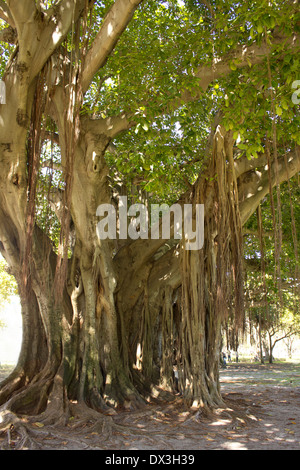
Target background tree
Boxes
[243,177,300,362]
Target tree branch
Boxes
[239,146,300,225]
[115,144,300,275]
[234,152,268,179]
[104,31,300,136]
[200,0,215,19]
[81,113,133,139]
[170,32,300,110]
[83,28,299,141]
[29,0,88,82]
[5,0,36,32]
[0,0,15,27]
[82,0,143,93]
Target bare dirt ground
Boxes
[0,362,299,450]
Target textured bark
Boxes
[0,1,299,426]
[1,120,299,419]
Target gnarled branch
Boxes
[6,0,36,32]
[239,146,300,225]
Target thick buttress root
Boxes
[0,410,42,450]
[0,398,159,450]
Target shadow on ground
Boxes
[0,362,299,450]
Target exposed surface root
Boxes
[1,363,300,450]
[0,410,41,450]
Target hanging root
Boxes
[177,124,245,408]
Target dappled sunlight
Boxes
[221,441,248,450]
[209,418,231,427]
[107,22,114,37]
[1,361,299,449]
[159,272,172,281]
[220,362,300,389]
[52,28,63,45]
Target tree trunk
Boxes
[258,315,265,364]
[0,124,240,417]
[268,333,274,364]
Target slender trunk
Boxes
[268,332,274,364]
[258,315,265,364]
